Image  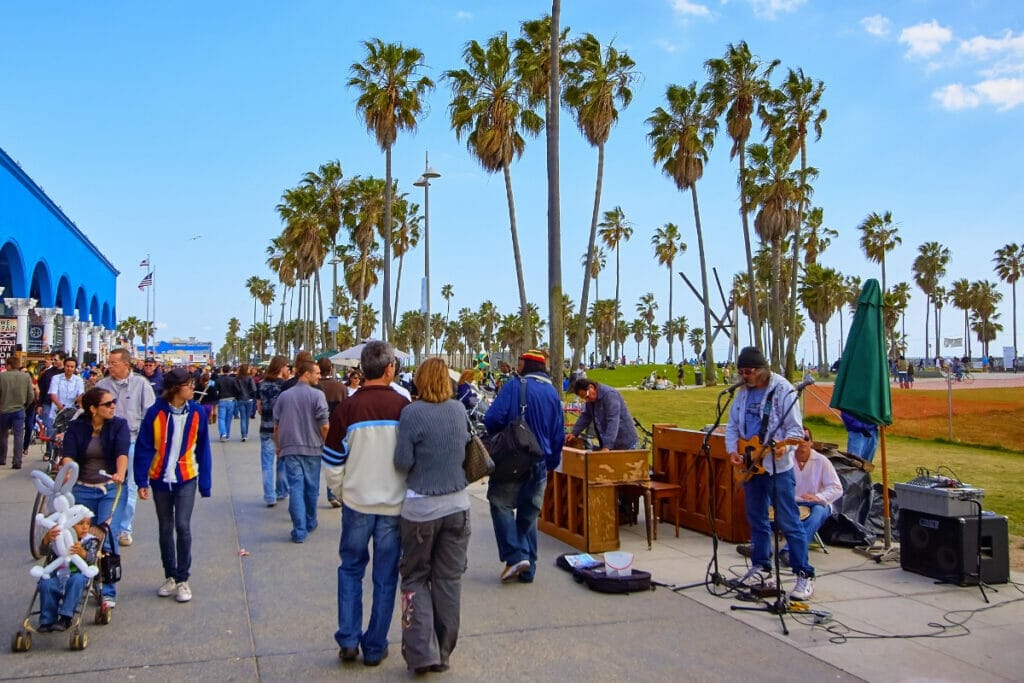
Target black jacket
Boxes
[62,416,131,477]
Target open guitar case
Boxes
[555,554,653,594]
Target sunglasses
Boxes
[100,399,118,407]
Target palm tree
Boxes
[650,222,686,362]
[345,176,386,337]
[948,278,974,359]
[245,275,263,333]
[912,241,951,360]
[589,299,616,362]
[390,189,421,329]
[993,243,1024,362]
[745,138,809,368]
[801,206,837,265]
[116,316,142,352]
[349,39,434,342]
[970,280,1003,359]
[688,327,705,361]
[597,206,633,360]
[858,210,901,294]
[798,263,843,372]
[478,300,500,355]
[891,281,912,342]
[429,313,446,354]
[579,247,605,359]
[705,41,779,349]
[276,183,330,350]
[562,32,639,371]
[763,68,827,377]
[635,292,658,362]
[441,284,454,325]
[646,81,717,384]
[630,318,645,362]
[445,32,542,345]
[513,12,570,378]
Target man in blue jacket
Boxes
[483,350,563,584]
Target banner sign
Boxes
[28,323,44,353]
[0,317,16,366]
[943,337,963,348]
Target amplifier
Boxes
[895,481,984,518]
[899,509,1009,586]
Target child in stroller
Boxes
[37,508,101,633]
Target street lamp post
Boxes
[413,152,440,361]
[329,253,340,351]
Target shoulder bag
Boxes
[486,378,543,483]
[463,414,494,483]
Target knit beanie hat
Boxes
[737,346,767,369]
[519,349,547,364]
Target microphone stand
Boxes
[668,388,735,594]
[731,380,829,635]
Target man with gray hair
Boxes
[323,340,409,667]
[97,348,156,546]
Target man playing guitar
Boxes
[725,346,816,601]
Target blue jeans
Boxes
[335,506,401,661]
[743,468,813,577]
[152,479,197,583]
[217,398,236,439]
[487,463,547,580]
[117,442,138,535]
[0,409,26,465]
[38,572,88,624]
[72,482,123,600]
[847,430,878,463]
[781,502,831,552]
[41,408,55,456]
[283,454,320,541]
[259,434,277,504]
[236,399,251,439]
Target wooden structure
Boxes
[539,446,649,553]
[651,425,750,543]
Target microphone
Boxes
[719,380,745,396]
[794,374,816,393]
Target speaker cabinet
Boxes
[900,510,1009,586]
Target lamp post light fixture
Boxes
[413,152,440,361]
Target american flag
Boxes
[139,258,149,267]
[138,272,153,291]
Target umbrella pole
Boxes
[881,425,891,548]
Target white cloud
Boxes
[932,83,981,110]
[746,0,806,19]
[860,14,891,38]
[959,30,1024,59]
[670,0,711,17]
[454,10,473,22]
[899,20,953,58]
[933,79,1024,111]
[655,38,681,53]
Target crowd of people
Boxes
[1,340,845,674]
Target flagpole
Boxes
[152,267,156,360]
[144,253,151,358]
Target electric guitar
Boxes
[734,436,804,482]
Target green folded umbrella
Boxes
[830,278,893,426]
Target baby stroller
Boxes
[29,406,82,560]
[12,521,117,652]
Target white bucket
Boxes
[603,551,634,577]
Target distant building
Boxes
[137,337,213,365]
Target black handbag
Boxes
[486,378,543,483]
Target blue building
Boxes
[0,146,119,364]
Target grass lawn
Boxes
[571,374,1024,547]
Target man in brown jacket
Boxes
[0,364,35,469]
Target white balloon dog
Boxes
[30,462,99,580]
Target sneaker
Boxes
[737,566,775,590]
[736,543,752,558]
[500,559,531,582]
[158,577,177,597]
[329,497,342,508]
[339,645,359,662]
[102,598,116,609]
[118,532,133,547]
[241,437,247,442]
[56,615,72,631]
[175,581,192,603]
[791,573,814,601]
[363,647,389,667]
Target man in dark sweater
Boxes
[36,352,65,457]
[568,378,638,451]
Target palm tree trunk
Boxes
[934,301,941,364]
[547,0,564,383]
[784,143,809,379]
[392,254,404,331]
[382,146,393,343]
[613,246,621,362]
[822,323,830,368]
[315,272,325,350]
[770,240,783,370]
[924,296,931,360]
[738,151,761,349]
[666,265,674,360]
[691,185,715,385]
[573,142,604,371]
[503,162,532,346]
[1013,282,1018,360]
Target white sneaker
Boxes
[175,581,192,603]
[500,560,531,582]
[118,532,133,547]
[791,573,815,601]
[158,577,177,597]
[738,566,775,590]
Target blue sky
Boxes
[2,1,1021,363]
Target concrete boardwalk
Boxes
[1,437,1020,681]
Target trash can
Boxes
[694,370,703,386]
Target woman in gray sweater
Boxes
[394,357,470,675]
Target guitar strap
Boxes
[757,387,778,442]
